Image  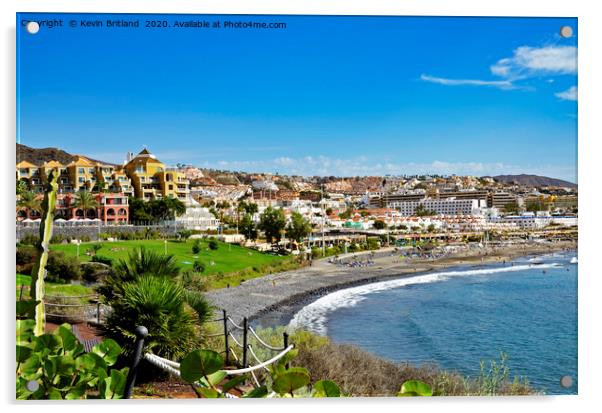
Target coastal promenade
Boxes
[205,240,576,324]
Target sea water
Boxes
[288,252,577,395]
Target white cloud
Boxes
[491,45,577,80]
[555,85,578,101]
[421,44,577,96]
[420,74,514,89]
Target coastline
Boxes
[205,240,577,324]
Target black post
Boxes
[242,317,248,368]
[223,309,229,366]
[283,332,290,369]
[124,326,149,399]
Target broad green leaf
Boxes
[17,345,32,363]
[94,367,108,392]
[202,370,227,387]
[53,355,76,376]
[313,380,341,397]
[91,339,121,366]
[47,387,63,399]
[19,353,41,378]
[55,325,83,355]
[107,369,128,399]
[76,352,107,373]
[272,367,311,395]
[398,380,433,397]
[34,334,62,353]
[196,387,220,398]
[221,374,248,393]
[65,383,87,400]
[43,357,57,379]
[180,349,224,383]
[100,377,112,399]
[16,319,36,338]
[16,300,40,318]
[243,385,268,398]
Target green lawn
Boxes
[16,273,93,299]
[50,239,287,275]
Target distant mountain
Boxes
[16,144,113,166]
[490,174,577,189]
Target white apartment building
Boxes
[175,207,220,230]
[490,212,577,230]
[390,198,487,217]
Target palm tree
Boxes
[98,247,213,358]
[17,190,41,219]
[73,190,99,219]
[102,276,200,359]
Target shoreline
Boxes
[205,240,577,324]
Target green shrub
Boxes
[208,239,219,250]
[192,239,202,254]
[50,234,70,244]
[16,246,37,266]
[177,229,193,240]
[46,251,81,282]
[19,234,40,246]
[102,276,201,360]
[91,255,113,266]
[193,260,206,273]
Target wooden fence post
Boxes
[242,317,248,368]
[223,309,229,365]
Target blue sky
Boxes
[17,14,577,182]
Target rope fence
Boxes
[124,309,295,399]
[40,294,107,324]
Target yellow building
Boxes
[16,148,185,201]
[17,156,134,196]
[123,148,189,201]
[16,160,39,185]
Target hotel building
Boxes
[122,149,190,201]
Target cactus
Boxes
[29,168,59,336]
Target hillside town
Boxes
[16,146,578,250]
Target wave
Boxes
[288,263,562,335]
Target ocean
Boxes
[281,251,578,395]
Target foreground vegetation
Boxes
[208,326,535,397]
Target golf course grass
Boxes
[16,273,93,299]
[49,239,287,275]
